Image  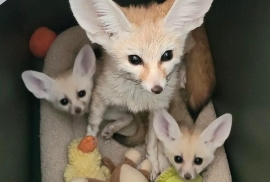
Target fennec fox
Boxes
[69,0,214,179]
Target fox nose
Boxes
[75,107,82,114]
[184,173,192,180]
[151,85,163,94]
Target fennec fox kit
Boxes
[22,45,97,116]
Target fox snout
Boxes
[151,85,163,94]
[71,106,84,116]
[142,80,166,94]
[179,170,197,181]
[75,107,82,114]
[140,66,166,94]
[183,173,192,180]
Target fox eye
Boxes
[161,50,173,62]
[174,156,183,164]
[60,98,69,106]
[128,55,143,65]
[78,90,86,98]
[194,157,203,165]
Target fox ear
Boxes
[164,0,213,34]
[200,114,232,149]
[73,44,96,78]
[22,71,54,100]
[153,109,181,144]
[69,0,132,45]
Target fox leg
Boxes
[146,112,160,182]
[157,142,170,173]
[87,92,107,136]
[102,108,133,139]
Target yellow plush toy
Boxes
[64,136,111,182]
[156,167,202,182]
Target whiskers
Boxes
[112,71,141,85]
[112,63,180,86]
[166,63,180,82]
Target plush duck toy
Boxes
[64,136,111,182]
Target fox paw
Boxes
[102,123,115,139]
[150,165,160,182]
[104,139,111,145]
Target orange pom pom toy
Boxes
[78,136,98,153]
[29,27,57,58]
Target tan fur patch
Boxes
[139,64,149,81]
[139,63,166,81]
[120,0,175,25]
[158,62,166,77]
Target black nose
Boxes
[151,85,163,94]
[184,173,192,180]
[75,107,82,114]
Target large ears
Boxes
[69,0,132,45]
[153,109,181,144]
[73,44,96,78]
[164,0,213,33]
[200,113,232,149]
[21,71,54,99]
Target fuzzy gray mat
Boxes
[40,26,232,182]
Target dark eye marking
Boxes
[78,90,86,98]
[128,55,143,65]
[161,50,173,62]
[174,155,183,164]
[60,98,69,106]
[194,157,203,165]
